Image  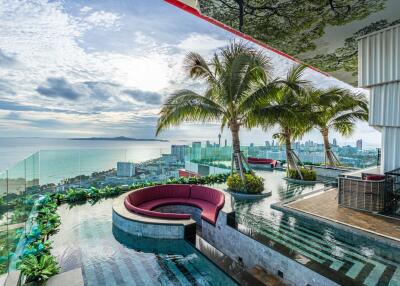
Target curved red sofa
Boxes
[248,157,278,168]
[124,184,225,225]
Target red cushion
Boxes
[139,198,190,210]
[190,185,225,207]
[128,185,190,206]
[188,199,218,224]
[247,157,277,167]
[128,186,160,205]
[155,184,191,199]
[365,175,385,181]
[124,197,190,219]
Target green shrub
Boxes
[227,173,264,194]
[18,254,59,283]
[65,188,88,202]
[287,168,317,181]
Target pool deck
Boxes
[284,188,400,242]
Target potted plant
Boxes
[18,254,59,285]
[227,173,268,199]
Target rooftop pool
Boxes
[232,170,400,286]
[49,168,400,286]
[51,199,237,286]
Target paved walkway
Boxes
[286,188,400,241]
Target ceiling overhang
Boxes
[165,0,400,86]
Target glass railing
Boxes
[0,146,235,281]
[0,143,379,281]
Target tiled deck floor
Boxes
[286,188,400,241]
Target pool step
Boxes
[247,265,287,286]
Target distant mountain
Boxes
[70,136,168,142]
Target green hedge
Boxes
[226,173,264,194]
[287,168,317,181]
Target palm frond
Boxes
[184,52,217,85]
[156,90,224,135]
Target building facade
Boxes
[358,24,400,172]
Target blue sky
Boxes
[0,0,380,147]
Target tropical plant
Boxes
[65,188,88,203]
[287,168,317,181]
[18,254,59,283]
[309,87,368,166]
[156,41,274,184]
[252,64,313,179]
[53,193,66,205]
[22,241,52,258]
[227,173,264,194]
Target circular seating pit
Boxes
[124,184,225,225]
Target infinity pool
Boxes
[234,170,400,286]
[51,199,237,286]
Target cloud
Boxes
[177,33,227,55]
[123,89,162,105]
[36,77,86,100]
[80,6,92,14]
[85,11,120,29]
[0,49,17,67]
[0,99,93,115]
[0,79,15,96]
[4,111,20,120]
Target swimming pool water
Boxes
[51,199,237,286]
[234,170,400,286]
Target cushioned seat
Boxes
[124,198,190,219]
[139,198,190,210]
[124,184,225,225]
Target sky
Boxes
[0,0,381,148]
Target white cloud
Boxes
[80,6,92,14]
[177,33,227,55]
[85,10,120,29]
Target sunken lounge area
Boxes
[112,184,229,242]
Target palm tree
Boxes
[156,42,275,180]
[251,64,312,179]
[310,88,369,166]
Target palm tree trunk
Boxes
[284,127,303,180]
[321,128,336,166]
[284,128,296,169]
[230,123,245,179]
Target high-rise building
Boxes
[192,141,202,160]
[224,139,228,147]
[171,145,189,162]
[206,140,211,147]
[333,138,337,146]
[356,139,363,150]
[218,134,221,147]
[265,141,270,147]
[117,162,135,177]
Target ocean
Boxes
[0,137,178,173]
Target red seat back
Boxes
[365,175,385,181]
[127,185,191,206]
[155,184,190,199]
[128,186,159,206]
[190,185,224,207]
